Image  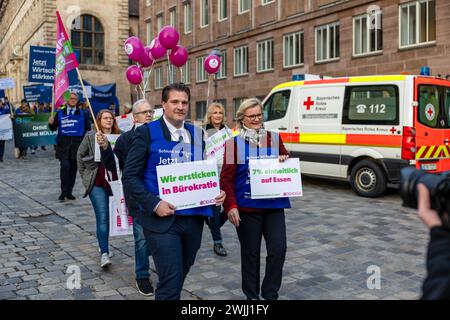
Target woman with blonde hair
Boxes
[220,98,290,300]
[77,109,121,268]
[203,102,231,257]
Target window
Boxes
[400,0,436,48]
[157,13,163,34]
[234,46,248,76]
[169,66,177,84]
[71,15,104,65]
[184,2,192,34]
[239,0,250,14]
[216,51,226,79]
[201,0,209,27]
[181,59,191,84]
[283,31,304,68]
[262,0,274,4]
[315,22,340,63]
[218,0,228,21]
[169,7,177,28]
[343,85,399,125]
[257,39,274,72]
[419,86,440,128]
[263,90,291,121]
[196,56,208,82]
[155,67,163,89]
[445,88,450,128]
[146,19,152,45]
[196,101,207,120]
[354,12,382,56]
[146,0,151,6]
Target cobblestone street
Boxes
[0,141,429,300]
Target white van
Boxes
[262,75,450,197]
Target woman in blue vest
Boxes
[13,99,35,159]
[77,109,120,268]
[220,98,290,300]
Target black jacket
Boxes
[49,106,91,160]
[122,118,205,233]
[422,226,450,300]
[101,125,139,216]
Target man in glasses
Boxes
[98,98,155,296]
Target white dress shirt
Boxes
[162,116,190,143]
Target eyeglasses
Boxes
[244,113,263,120]
[134,109,155,115]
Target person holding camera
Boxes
[417,183,450,300]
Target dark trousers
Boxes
[60,158,78,196]
[143,216,204,300]
[236,209,287,300]
[0,140,5,160]
[205,206,223,243]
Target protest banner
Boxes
[156,159,220,211]
[12,114,57,148]
[249,158,303,199]
[94,134,120,162]
[0,114,13,140]
[205,128,232,164]
[0,78,15,90]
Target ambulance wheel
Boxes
[350,160,386,197]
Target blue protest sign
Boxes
[23,84,52,103]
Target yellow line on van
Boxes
[349,75,406,83]
[299,133,346,144]
[416,146,427,159]
[272,81,304,91]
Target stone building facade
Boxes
[140,0,449,125]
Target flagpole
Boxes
[50,86,55,118]
[75,68,99,132]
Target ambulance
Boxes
[262,75,450,197]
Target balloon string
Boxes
[166,51,172,84]
[180,67,183,84]
[206,74,212,108]
[143,60,155,93]
[137,63,145,99]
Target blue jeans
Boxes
[89,186,110,254]
[133,216,151,280]
[143,216,204,300]
[206,206,223,244]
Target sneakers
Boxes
[100,253,111,268]
[136,278,154,296]
[213,243,227,256]
[58,194,65,201]
[98,248,113,257]
[66,194,76,200]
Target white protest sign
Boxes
[205,128,232,164]
[156,159,220,211]
[153,108,163,120]
[94,134,120,162]
[116,114,134,132]
[0,114,13,140]
[249,158,303,199]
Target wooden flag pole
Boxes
[75,67,99,132]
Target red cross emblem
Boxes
[425,104,435,121]
[390,127,396,134]
[303,97,314,111]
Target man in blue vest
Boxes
[49,92,91,201]
[122,83,226,300]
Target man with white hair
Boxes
[98,98,155,296]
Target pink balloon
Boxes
[169,45,188,68]
[204,54,221,74]
[124,36,144,61]
[158,26,179,50]
[149,38,167,60]
[126,65,143,85]
[139,47,154,68]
